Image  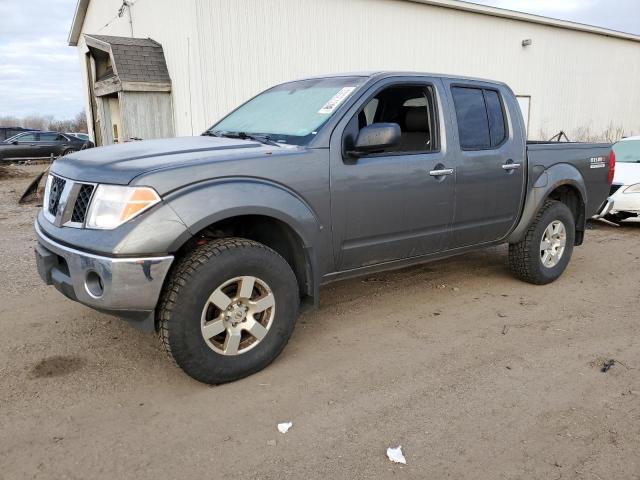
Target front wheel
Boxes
[158,238,299,384]
[508,200,575,285]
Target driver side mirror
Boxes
[349,123,401,157]
[12,140,19,145]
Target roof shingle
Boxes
[85,34,171,84]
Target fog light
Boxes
[85,271,104,298]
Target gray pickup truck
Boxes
[35,72,613,384]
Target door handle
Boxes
[502,163,521,170]
[429,168,454,177]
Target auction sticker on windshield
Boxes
[318,87,357,114]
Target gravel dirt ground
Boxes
[1,166,639,480]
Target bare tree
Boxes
[0,111,88,133]
[73,111,88,132]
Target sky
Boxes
[0,0,639,121]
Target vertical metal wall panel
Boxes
[77,0,640,140]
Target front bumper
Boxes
[608,190,640,215]
[35,221,174,331]
[595,185,640,218]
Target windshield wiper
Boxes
[207,130,281,147]
[240,133,282,147]
[202,130,222,137]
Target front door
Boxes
[10,132,41,159]
[330,80,456,271]
[444,82,526,247]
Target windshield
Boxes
[207,76,366,145]
[613,140,640,163]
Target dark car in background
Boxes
[0,126,39,142]
[0,131,93,161]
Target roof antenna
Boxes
[118,1,134,37]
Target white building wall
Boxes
[76,0,640,140]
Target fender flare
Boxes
[163,177,326,300]
[508,163,587,244]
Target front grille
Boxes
[44,174,96,227]
[48,176,66,217]
[610,184,623,196]
[71,184,95,223]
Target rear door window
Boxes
[39,133,60,141]
[451,87,490,150]
[451,86,507,150]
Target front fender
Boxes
[165,177,322,242]
[164,177,328,288]
[508,163,587,244]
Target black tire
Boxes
[508,200,575,285]
[158,238,299,384]
[62,149,77,156]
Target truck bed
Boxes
[526,141,612,217]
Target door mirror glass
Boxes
[352,123,401,155]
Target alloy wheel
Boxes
[540,220,567,268]
[200,276,275,355]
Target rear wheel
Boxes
[62,148,77,156]
[509,200,575,285]
[158,238,299,384]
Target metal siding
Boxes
[119,92,175,141]
[77,0,640,140]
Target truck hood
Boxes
[51,136,276,186]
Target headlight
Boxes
[623,183,640,194]
[85,185,160,229]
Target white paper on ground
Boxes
[277,422,293,434]
[386,445,406,464]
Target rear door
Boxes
[443,81,526,247]
[330,77,456,270]
[38,133,68,156]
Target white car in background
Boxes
[599,136,640,221]
[67,132,91,142]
